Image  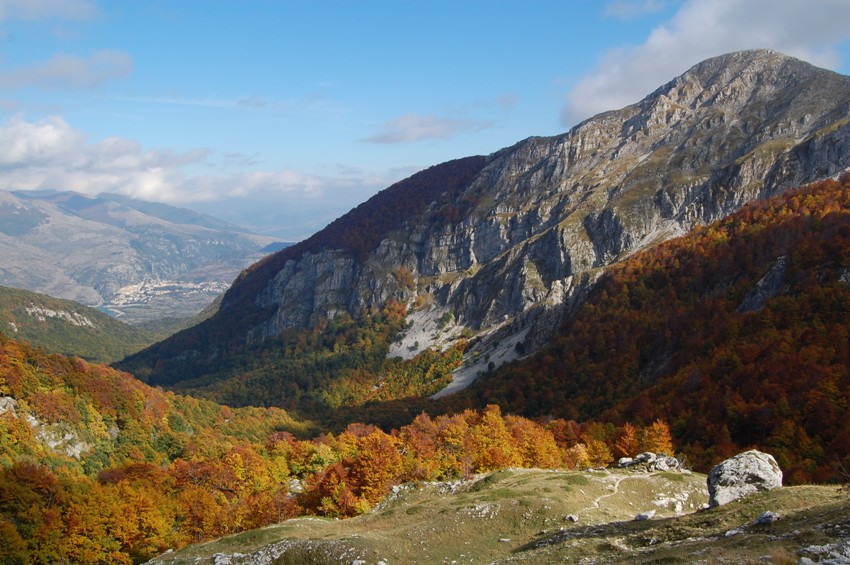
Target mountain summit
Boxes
[123,50,850,393]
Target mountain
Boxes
[444,173,850,483]
[0,190,282,323]
[123,50,850,394]
[0,285,162,362]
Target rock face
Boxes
[707,450,783,508]
[130,50,850,391]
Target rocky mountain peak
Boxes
[126,50,850,395]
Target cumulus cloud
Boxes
[0,50,132,90]
[0,115,84,166]
[0,115,382,209]
[363,113,492,143]
[562,0,850,126]
[0,0,98,21]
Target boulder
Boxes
[754,511,780,525]
[653,455,680,471]
[634,510,656,521]
[707,450,782,507]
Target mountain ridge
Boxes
[123,49,850,396]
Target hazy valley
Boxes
[0,190,283,324]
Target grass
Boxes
[146,468,849,564]
[148,467,712,564]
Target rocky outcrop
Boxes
[617,452,681,472]
[134,50,850,393]
[707,450,783,507]
[738,255,788,312]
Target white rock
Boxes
[707,450,782,507]
[654,458,671,471]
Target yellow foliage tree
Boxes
[638,420,674,455]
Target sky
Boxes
[2,0,850,241]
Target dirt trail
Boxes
[580,474,657,517]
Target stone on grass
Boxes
[634,510,656,521]
[707,450,782,508]
[754,511,780,525]
[617,452,680,472]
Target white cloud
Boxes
[363,113,493,143]
[0,115,83,166]
[562,0,850,126]
[0,115,386,211]
[0,0,98,21]
[0,50,132,90]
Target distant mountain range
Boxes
[0,190,287,323]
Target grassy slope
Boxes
[149,467,707,564]
[147,467,848,564]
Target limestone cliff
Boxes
[129,50,850,393]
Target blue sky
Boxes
[2,0,850,240]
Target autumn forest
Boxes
[3,174,850,563]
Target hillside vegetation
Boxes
[448,174,850,484]
[0,333,678,563]
[0,286,163,362]
[120,175,850,488]
[126,300,464,416]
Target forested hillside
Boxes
[125,300,465,414]
[0,286,161,362]
[0,333,672,563]
[119,175,850,489]
[447,174,850,484]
